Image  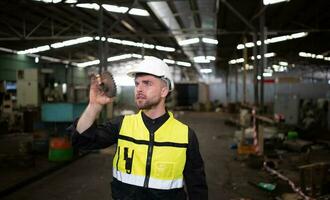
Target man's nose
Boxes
[136,84,142,92]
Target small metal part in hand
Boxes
[98,71,117,98]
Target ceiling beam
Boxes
[26,17,49,38]
[220,0,255,31]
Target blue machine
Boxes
[41,103,87,122]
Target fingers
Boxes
[95,74,102,85]
[99,96,113,105]
[90,74,99,90]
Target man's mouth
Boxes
[136,94,146,99]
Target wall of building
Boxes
[209,70,330,105]
[0,54,88,86]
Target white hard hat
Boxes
[127,56,174,91]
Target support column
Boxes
[243,36,248,104]
[259,3,266,111]
[252,33,259,106]
[235,65,238,102]
[98,3,105,74]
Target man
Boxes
[71,56,208,199]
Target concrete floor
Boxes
[2,112,276,200]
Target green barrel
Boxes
[48,148,73,162]
[48,137,73,162]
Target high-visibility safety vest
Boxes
[112,111,188,190]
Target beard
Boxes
[135,95,161,110]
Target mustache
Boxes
[136,93,146,99]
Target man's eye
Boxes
[144,81,152,86]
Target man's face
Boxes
[134,74,168,110]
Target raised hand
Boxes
[89,74,113,106]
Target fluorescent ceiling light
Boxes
[77,60,100,68]
[206,56,216,61]
[176,61,191,67]
[17,45,50,54]
[132,54,143,59]
[193,56,215,63]
[263,0,290,5]
[163,59,175,64]
[202,38,218,45]
[4,43,192,68]
[251,52,276,60]
[229,58,245,64]
[107,38,121,44]
[33,0,62,3]
[65,0,77,3]
[200,68,212,74]
[193,56,210,63]
[77,4,149,16]
[229,52,276,64]
[77,54,140,68]
[128,8,150,16]
[17,36,175,56]
[155,45,175,52]
[107,38,175,52]
[141,43,155,49]
[291,32,307,38]
[18,37,93,54]
[236,32,308,49]
[237,44,245,49]
[102,5,129,13]
[121,40,137,46]
[76,3,100,10]
[102,5,149,16]
[178,38,200,46]
[50,37,93,48]
[107,54,132,62]
[265,32,308,43]
[299,52,330,62]
[279,61,288,66]
[245,42,254,48]
[272,64,287,72]
[0,47,17,53]
[263,72,273,77]
[1,46,75,66]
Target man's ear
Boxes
[160,86,169,98]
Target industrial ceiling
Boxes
[0,0,329,81]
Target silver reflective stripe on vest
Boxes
[113,168,184,190]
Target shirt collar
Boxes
[141,110,170,126]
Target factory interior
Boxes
[0,0,330,199]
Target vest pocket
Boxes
[124,147,134,174]
[154,162,174,179]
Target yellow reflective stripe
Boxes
[113,169,184,189]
